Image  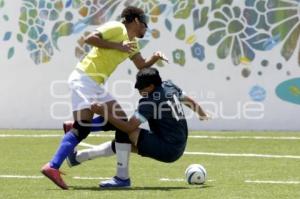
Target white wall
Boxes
[1,0,300,130]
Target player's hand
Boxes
[119,41,137,53]
[91,102,105,115]
[153,51,169,63]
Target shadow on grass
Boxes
[69,184,213,191]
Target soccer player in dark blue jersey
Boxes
[72,67,209,188]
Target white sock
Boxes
[115,142,131,180]
[76,141,115,163]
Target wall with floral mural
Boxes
[0,0,300,130]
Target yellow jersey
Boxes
[76,21,139,84]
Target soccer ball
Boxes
[185,164,207,185]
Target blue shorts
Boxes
[137,129,186,163]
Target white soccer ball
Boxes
[185,164,207,185]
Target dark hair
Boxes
[121,6,147,27]
[135,68,162,90]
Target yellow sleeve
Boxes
[96,23,123,40]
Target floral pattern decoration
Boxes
[0,0,298,71]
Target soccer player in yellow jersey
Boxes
[41,6,167,190]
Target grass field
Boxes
[0,130,300,199]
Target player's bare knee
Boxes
[128,129,140,146]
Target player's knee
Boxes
[115,129,131,143]
[73,120,91,141]
[159,151,182,163]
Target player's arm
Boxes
[84,32,136,53]
[131,51,169,70]
[180,95,210,120]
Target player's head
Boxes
[121,6,148,38]
[135,68,162,96]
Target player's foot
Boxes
[63,121,73,134]
[99,176,131,188]
[41,163,68,190]
[66,150,81,167]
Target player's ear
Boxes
[134,17,140,25]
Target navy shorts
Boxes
[137,129,186,163]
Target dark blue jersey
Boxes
[136,80,188,145]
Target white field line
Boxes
[0,175,43,179]
[1,134,300,140]
[188,135,300,140]
[1,134,300,159]
[245,180,300,185]
[184,152,300,159]
[1,134,299,159]
[0,134,114,138]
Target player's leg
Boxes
[66,119,119,166]
[49,67,112,169]
[41,69,95,189]
[52,109,93,167]
[99,128,145,188]
[99,100,133,188]
[67,139,116,167]
[114,129,131,179]
[99,131,141,188]
[67,139,139,167]
[107,100,131,179]
[41,109,93,190]
[99,138,132,188]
